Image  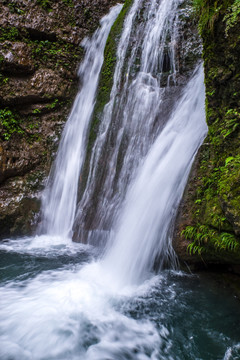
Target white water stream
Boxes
[39,4,122,237]
[103,66,207,286]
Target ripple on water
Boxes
[0,244,240,360]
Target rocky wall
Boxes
[0,0,119,238]
[174,0,240,271]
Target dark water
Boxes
[0,236,239,360]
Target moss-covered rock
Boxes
[174,0,240,268]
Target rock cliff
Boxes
[174,0,240,271]
[0,0,118,238]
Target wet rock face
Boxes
[0,0,119,239]
[0,42,35,74]
[174,0,240,268]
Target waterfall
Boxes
[103,66,207,285]
[73,0,182,243]
[39,0,207,282]
[4,3,236,359]
[38,4,122,237]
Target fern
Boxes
[182,224,240,256]
[224,0,240,36]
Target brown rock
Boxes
[0,69,71,106]
[0,41,34,74]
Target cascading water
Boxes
[103,66,207,286]
[1,1,240,359]
[73,0,181,242]
[39,4,122,237]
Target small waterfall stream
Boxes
[39,4,122,238]
[1,1,240,359]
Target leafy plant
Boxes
[0,74,9,85]
[37,0,52,11]
[46,99,59,109]
[32,108,41,114]
[8,2,25,15]
[0,26,19,41]
[220,109,240,138]
[32,40,62,61]
[37,0,74,10]
[31,39,80,70]
[0,108,24,140]
[182,224,240,256]
[62,0,73,7]
[224,0,240,36]
[192,0,222,34]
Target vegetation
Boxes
[192,0,222,34]
[8,1,25,15]
[0,73,9,84]
[0,108,24,140]
[37,0,51,10]
[182,225,239,255]
[0,0,122,237]
[0,26,20,41]
[181,0,240,261]
[224,0,240,35]
[192,0,240,35]
[75,0,134,201]
[0,24,82,71]
[37,0,73,11]
[31,39,81,69]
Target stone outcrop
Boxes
[174,0,240,269]
[0,0,119,238]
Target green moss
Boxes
[0,108,24,140]
[8,1,25,15]
[0,73,9,84]
[45,98,59,109]
[30,39,82,70]
[37,0,74,11]
[75,0,133,200]
[181,0,240,262]
[36,0,52,11]
[61,0,74,7]
[192,0,234,35]
[224,0,240,35]
[0,26,20,41]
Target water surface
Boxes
[0,236,239,360]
